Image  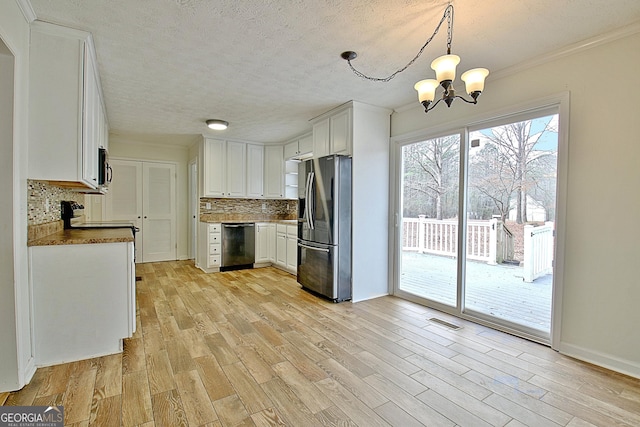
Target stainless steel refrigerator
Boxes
[297,155,352,302]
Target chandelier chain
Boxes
[447,4,453,54]
[346,4,454,82]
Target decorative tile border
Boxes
[199,198,297,222]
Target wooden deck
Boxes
[400,252,552,332]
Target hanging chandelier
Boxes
[341,4,489,114]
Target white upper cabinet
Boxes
[264,145,284,198]
[246,144,264,198]
[298,133,313,158]
[312,103,354,158]
[329,109,352,155]
[312,118,331,158]
[29,21,108,190]
[284,133,313,160]
[226,141,246,197]
[200,138,300,200]
[202,138,226,197]
[201,138,247,197]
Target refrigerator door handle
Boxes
[298,242,330,253]
[306,171,315,230]
[304,172,311,229]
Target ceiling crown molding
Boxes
[16,0,36,23]
[489,20,640,82]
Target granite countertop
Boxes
[28,228,135,247]
[219,219,298,224]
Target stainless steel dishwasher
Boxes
[221,223,255,270]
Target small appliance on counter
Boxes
[61,200,138,233]
[60,200,84,229]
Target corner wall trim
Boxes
[16,0,36,23]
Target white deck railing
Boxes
[402,216,500,264]
[523,222,554,282]
[403,217,552,281]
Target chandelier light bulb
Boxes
[461,68,490,95]
[431,54,460,83]
[414,79,440,103]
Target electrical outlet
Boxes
[45,198,50,213]
[262,203,266,212]
[205,202,211,209]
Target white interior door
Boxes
[142,162,176,262]
[106,160,143,258]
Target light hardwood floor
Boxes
[5,261,640,426]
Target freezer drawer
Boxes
[297,240,351,302]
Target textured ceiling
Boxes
[29,0,640,146]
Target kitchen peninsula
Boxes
[28,223,136,366]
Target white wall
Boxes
[0,0,33,391]
[108,137,191,260]
[391,30,640,377]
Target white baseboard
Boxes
[559,342,640,379]
[352,292,390,303]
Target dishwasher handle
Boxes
[223,223,255,228]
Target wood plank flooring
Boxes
[4,260,640,426]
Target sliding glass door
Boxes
[464,114,558,336]
[398,133,461,308]
[394,108,560,343]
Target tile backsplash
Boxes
[28,180,85,226]
[200,198,297,222]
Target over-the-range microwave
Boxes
[98,147,112,187]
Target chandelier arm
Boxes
[423,98,444,113]
[453,95,478,105]
[345,4,454,82]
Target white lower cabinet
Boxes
[286,226,298,272]
[255,223,272,265]
[30,241,135,366]
[197,222,221,273]
[267,224,276,263]
[275,223,297,274]
[254,222,296,274]
[276,229,287,268]
[199,222,295,274]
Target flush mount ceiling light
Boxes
[341,4,489,114]
[206,119,229,130]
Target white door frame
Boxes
[189,159,197,260]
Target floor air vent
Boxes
[429,317,462,330]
